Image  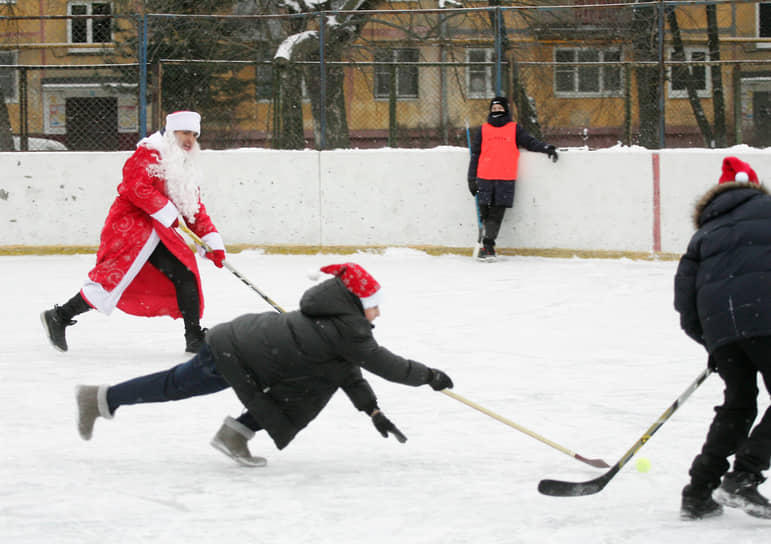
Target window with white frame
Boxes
[554,48,622,97]
[374,48,419,99]
[668,48,710,98]
[467,48,494,99]
[0,51,18,103]
[759,2,771,48]
[68,2,112,45]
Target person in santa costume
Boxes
[40,110,226,354]
[675,156,771,520]
[72,262,454,467]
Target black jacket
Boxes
[206,277,431,449]
[674,183,771,352]
[467,112,551,190]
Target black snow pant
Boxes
[688,337,771,489]
[106,343,261,431]
[476,178,515,249]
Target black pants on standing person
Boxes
[476,179,515,258]
[48,243,205,352]
[683,337,771,518]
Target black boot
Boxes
[680,483,723,520]
[185,327,207,354]
[40,305,77,352]
[713,471,771,519]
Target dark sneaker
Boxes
[680,483,723,520]
[714,471,771,519]
[40,306,76,352]
[477,246,497,262]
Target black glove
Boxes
[468,178,478,197]
[426,368,453,391]
[546,145,558,163]
[372,411,407,443]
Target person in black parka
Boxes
[467,96,558,260]
[675,156,771,520]
[74,262,453,467]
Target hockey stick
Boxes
[178,223,286,313]
[538,366,713,497]
[466,119,484,259]
[441,389,609,468]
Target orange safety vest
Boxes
[477,122,519,181]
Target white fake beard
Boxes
[150,131,203,221]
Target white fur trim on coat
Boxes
[151,200,180,228]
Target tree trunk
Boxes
[275,63,305,149]
[666,6,714,147]
[706,5,727,147]
[0,85,13,151]
[632,2,661,149]
[304,57,350,149]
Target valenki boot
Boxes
[75,384,113,440]
[210,416,267,467]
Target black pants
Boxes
[147,242,201,336]
[478,204,506,247]
[688,337,771,488]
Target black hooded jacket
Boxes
[206,277,431,449]
[674,182,771,352]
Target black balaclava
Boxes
[487,96,511,126]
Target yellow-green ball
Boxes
[635,457,651,473]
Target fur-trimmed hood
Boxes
[692,182,769,228]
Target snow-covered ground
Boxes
[2,249,769,543]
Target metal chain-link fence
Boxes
[1,2,770,151]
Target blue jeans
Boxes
[107,344,229,413]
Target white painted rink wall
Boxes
[1,147,768,255]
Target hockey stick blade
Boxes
[537,367,712,497]
[538,467,619,497]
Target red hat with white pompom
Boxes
[719,156,759,185]
[309,263,382,309]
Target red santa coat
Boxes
[81,133,222,318]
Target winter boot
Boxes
[40,305,77,352]
[75,384,113,440]
[210,416,267,467]
[185,327,207,354]
[713,471,771,519]
[680,483,723,520]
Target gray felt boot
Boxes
[210,416,267,467]
[75,384,113,440]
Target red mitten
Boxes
[206,249,226,268]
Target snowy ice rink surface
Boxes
[2,249,770,543]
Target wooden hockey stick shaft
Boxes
[440,389,609,468]
[178,223,286,313]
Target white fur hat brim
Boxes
[360,289,383,309]
[165,111,201,136]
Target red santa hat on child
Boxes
[165,110,201,136]
[314,263,383,309]
[718,156,759,184]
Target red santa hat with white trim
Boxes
[314,262,383,309]
[718,156,759,185]
[165,110,201,136]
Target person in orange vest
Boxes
[467,96,558,261]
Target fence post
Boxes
[388,63,397,147]
[732,64,742,145]
[319,12,326,150]
[495,6,502,96]
[139,13,148,139]
[624,63,631,146]
[19,67,28,151]
[657,0,666,149]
